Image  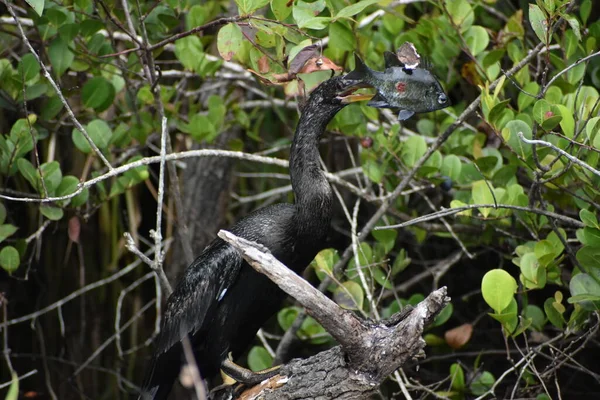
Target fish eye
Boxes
[438,93,447,104]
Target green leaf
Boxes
[333,281,364,310]
[432,303,453,327]
[81,77,116,111]
[217,23,243,62]
[580,209,599,229]
[271,0,292,21]
[561,13,581,41]
[372,228,397,254]
[470,371,495,396]
[313,248,337,277]
[555,104,574,138]
[502,120,532,159]
[40,161,62,193]
[401,136,427,167]
[586,116,600,144]
[0,203,6,225]
[72,119,112,154]
[24,0,44,16]
[523,305,545,331]
[0,246,20,273]
[569,273,600,310]
[580,0,592,25]
[481,269,517,313]
[5,372,19,400]
[247,346,273,371]
[235,0,269,15]
[576,246,600,271]
[57,175,80,197]
[362,159,384,183]
[464,25,489,56]
[277,306,300,330]
[48,37,74,77]
[17,158,40,191]
[529,4,548,44]
[392,249,411,275]
[450,363,465,391]
[471,180,494,218]
[544,296,564,329]
[293,0,329,30]
[175,36,204,71]
[0,225,18,243]
[520,252,546,289]
[336,0,379,20]
[445,0,473,31]
[441,155,462,181]
[534,239,556,267]
[580,227,600,247]
[87,119,112,149]
[40,205,64,221]
[329,23,355,52]
[489,298,518,333]
[18,54,40,82]
[372,267,393,289]
[71,187,89,207]
[518,82,539,111]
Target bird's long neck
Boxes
[289,88,345,239]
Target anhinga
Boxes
[139,76,363,399]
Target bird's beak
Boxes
[337,92,376,104]
[336,79,375,104]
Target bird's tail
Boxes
[138,353,179,400]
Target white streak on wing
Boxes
[218,288,228,301]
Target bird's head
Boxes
[305,75,367,107]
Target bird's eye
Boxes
[438,93,447,104]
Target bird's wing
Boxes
[153,238,243,355]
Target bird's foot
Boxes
[221,358,281,385]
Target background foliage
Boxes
[1,0,600,399]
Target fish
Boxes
[344,51,450,121]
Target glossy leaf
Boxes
[482,269,517,313]
[0,246,20,273]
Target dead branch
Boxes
[218,230,450,399]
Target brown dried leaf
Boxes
[289,44,319,74]
[68,216,80,243]
[461,61,483,86]
[444,323,473,349]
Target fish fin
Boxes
[398,109,415,120]
[367,93,391,108]
[384,51,403,69]
[345,53,370,81]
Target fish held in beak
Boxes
[343,50,451,120]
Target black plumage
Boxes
[139,76,359,399]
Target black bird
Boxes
[139,76,362,399]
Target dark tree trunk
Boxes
[168,127,239,281]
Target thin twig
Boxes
[376,203,583,230]
[518,132,600,177]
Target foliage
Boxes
[1,0,599,398]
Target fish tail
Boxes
[345,53,371,81]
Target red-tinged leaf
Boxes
[298,56,342,74]
[217,23,243,61]
[258,55,270,74]
[444,323,473,349]
[68,216,80,243]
